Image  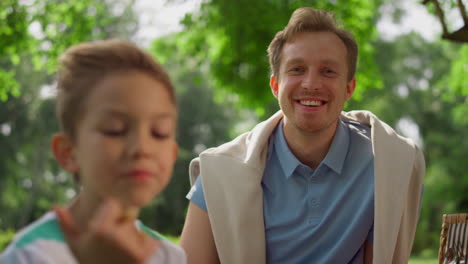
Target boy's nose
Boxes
[129,129,152,158]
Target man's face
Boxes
[270,31,355,136]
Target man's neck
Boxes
[282,119,338,170]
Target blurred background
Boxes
[1,0,467,262]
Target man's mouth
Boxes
[297,99,325,107]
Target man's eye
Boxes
[288,67,303,73]
[323,68,337,75]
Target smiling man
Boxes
[180,7,425,264]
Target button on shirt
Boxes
[187,119,374,264]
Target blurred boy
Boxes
[0,40,186,264]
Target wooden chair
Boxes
[439,213,468,264]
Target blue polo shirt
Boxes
[187,118,374,264]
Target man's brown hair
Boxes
[56,39,176,140]
[267,7,358,81]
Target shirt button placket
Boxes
[308,172,320,224]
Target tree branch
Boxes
[430,0,449,36]
[456,0,468,25]
[443,25,468,43]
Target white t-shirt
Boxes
[0,211,186,264]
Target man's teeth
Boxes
[300,100,322,106]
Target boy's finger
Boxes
[120,206,138,222]
[54,206,79,241]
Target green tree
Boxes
[351,32,468,256]
[170,0,384,116]
[0,0,137,101]
[447,45,468,125]
[139,36,241,235]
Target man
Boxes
[180,7,425,264]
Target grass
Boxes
[164,234,181,244]
[408,257,438,264]
[162,235,439,264]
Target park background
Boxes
[1,0,467,263]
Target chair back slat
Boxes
[461,222,468,263]
[438,213,468,264]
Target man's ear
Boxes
[270,75,279,99]
[51,133,79,173]
[345,78,356,101]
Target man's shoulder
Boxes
[197,111,283,160]
[341,110,416,145]
[342,118,371,140]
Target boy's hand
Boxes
[55,199,158,264]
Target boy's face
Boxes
[270,31,355,136]
[60,71,178,208]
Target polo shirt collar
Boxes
[274,119,300,179]
[274,119,349,178]
[322,119,349,175]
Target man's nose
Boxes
[301,70,321,90]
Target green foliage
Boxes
[169,0,383,116]
[0,0,138,101]
[0,229,15,251]
[0,70,20,101]
[353,32,468,255]
[0,0,28,100]
[447,45,468,125]
[448,46,468,96]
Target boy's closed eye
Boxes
[102,129,127,137]
[151,116,176,140]
[100,119,127,137]
[151,130,170,139]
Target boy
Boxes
[0,40,186,264]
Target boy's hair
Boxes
[267,7,358,81]
[56,39,176,140]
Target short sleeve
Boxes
[0,246,27,264]
[186,176,207,211]
[0,245,49,264]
